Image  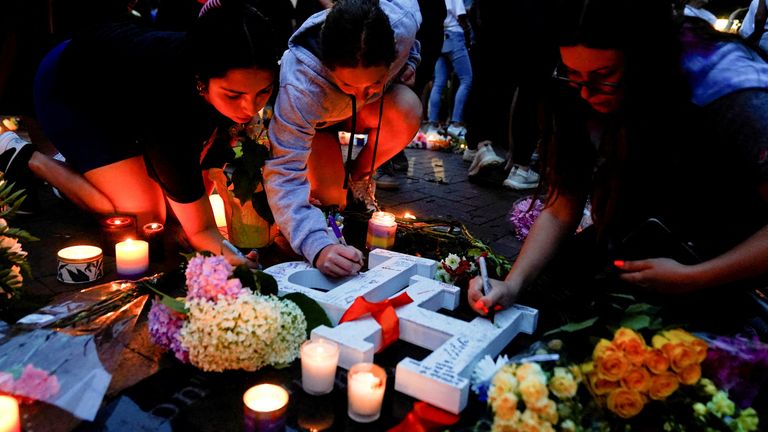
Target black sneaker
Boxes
[390,151,409,172]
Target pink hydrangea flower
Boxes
[148,300,188,362]
[185,255,235,300]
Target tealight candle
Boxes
[100,215,136,254]
[243,384,289,432]
[142,222,165,261]
[365,211,397,250]
[301,339,340,395]
[347,363,386,423]
[0,395,20,432]
[57,245,104,284]
[209,194,227,228]
[115,239,149,277]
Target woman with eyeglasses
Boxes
[468,0,768,332]
[27,0,278,267]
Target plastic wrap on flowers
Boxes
[508,197,545,241]
[148,254,308,372]
[0,279,148,421]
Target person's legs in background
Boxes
[444,31,473,139]
[503,85,542,190]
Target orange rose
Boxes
[588,373,621,395]
[690,339,708,363]
[606,388,646,418]
[595,348,630,381]
[678,363,702,385]
[612,328,648,366]
[643,348,670,374]
[661,342,698,372]
[648,371,679,400]
[621,367,652,392]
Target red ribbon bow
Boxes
[387,401,460,432]
[339,291,413,351]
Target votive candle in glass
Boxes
[301,339,340,395]
[243,384,289,432]
[347,363,386,423]
[142,222,165,261]
[0,395,20,432]
[366,211,397,250]
[209,194,228,228]
[115,239,149,277]
[100,215,136,253]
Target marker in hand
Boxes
[328,214,347,246]
[478,256,495,324]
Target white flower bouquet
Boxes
[148,254,312,372]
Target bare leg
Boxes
[307,130,347,208]
[349,84,422,180]
[28,150,115,214]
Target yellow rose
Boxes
[492,369,519,393]
[648,371,680,400]
[516,363,546,384]
[549,367,579,399]
[612,327,648,366]
[643,348,670,374]
[595,347,630,381]
[493,392,520,421]
[661,342,698,372]
[606,388,646,418]
[519,377,549,409]
[592,339,613,358]
[530,398,558,424]
[621,367,652,392]
[588,373,621,395]
[678,363,702,385]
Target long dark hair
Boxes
[540,0,688,235]
[184,0,279,82]
[319,0,396,70]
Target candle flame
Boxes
[243,384,289,412]
[403,212,416,220]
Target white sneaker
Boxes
[348,177,379,211]
[446,123,467,139]
[462,148,477,162]
[0,131,32,175]
[467,141,504,176]
[503,166,540,190]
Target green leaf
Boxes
[254,270,278,296]
[624,303,660,315]
[252,190,274,224]
[543,317,599,336]
[607,293,636,301]
[620,314,651,330]
[232,168,256,204]
[280,292,332,338]
[140,281,187,314]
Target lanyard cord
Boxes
[342,94,386,189]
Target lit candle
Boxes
[403,212,416,220]
[142,222,165,261]
[209,194,227,227]
[366,211,397,250]
[0,395,20,432]
[243,384,289,432]
[56,245,104,284]
[347,363,386,423]
[301,339,340,395]
[115,239,149,277]
[100,215,136,253]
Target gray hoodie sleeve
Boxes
[265,81,333,264]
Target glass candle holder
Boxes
[142,222,165,261]
[366,212,397,250]
[301,339,340,395]
[100,215,136,254]
[0,395,20,432]
[347,363,386,423]
[243,384,289,432]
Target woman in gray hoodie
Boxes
[265,0,422,277]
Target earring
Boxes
[196,80,207,96]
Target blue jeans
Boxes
[428,31,473,124]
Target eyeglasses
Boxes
[551,65,622,95]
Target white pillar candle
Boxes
[115,239,149,276]
[347,363,386,423]
[243,384,289,432]
[301,339,340,395]
[209,194,227,228]
[0,395,20,432]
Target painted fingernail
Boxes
[494,305,503,311]
[614,260,625,268]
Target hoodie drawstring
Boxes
[342,94,385,190]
